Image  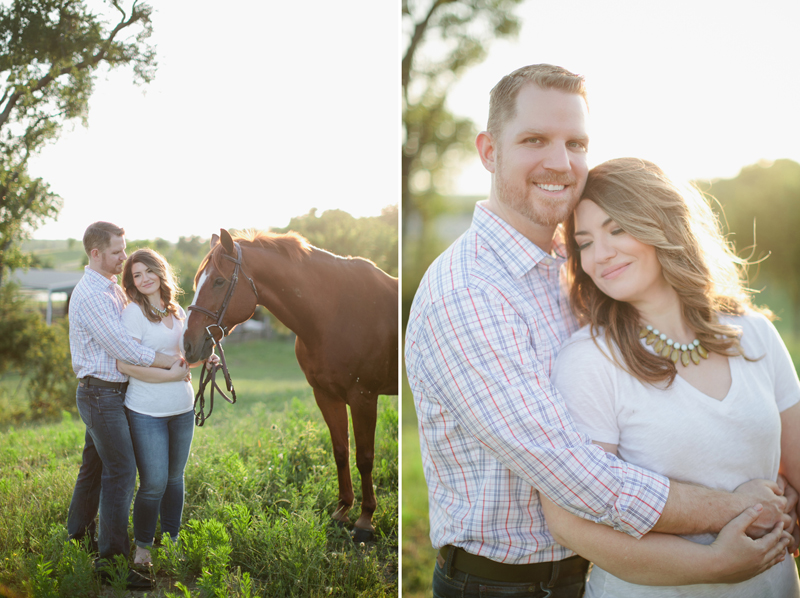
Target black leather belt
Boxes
[80,376,128,392]
[438,545,589,585]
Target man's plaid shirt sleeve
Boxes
[79,291,155,367]
[422,286,670,538]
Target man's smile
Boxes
[535,183,566,192]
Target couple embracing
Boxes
[66,222,217,590]
[405,64,800,597]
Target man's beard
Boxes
[102,256,123,275]
[495,153,580,227]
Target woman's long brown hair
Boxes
[122,248,184,324]
[564,158,768,386]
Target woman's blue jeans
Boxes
[126,409,194,548]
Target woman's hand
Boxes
[166,358,190,382]
[707,505,792,583]
[789,515,800,558]
[204,353,220,372]
[733,478,790,538]
[777,477,800,556]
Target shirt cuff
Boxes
[140,347,157,367]
[603,461,670,539]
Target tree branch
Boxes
[402,0,454,95]
[0,3,145,130]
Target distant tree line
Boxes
[274,205,398,277]
[117,206,399,306]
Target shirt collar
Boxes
[472,203,565,278]
[84,265,118,289]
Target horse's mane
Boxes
[234,229,312,261]
[194,230,312,289]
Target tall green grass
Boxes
[0,339,398,597]
[401,371,436,598]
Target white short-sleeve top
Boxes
[121,303,194,417]
[551,311,800,598]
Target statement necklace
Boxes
[640,324,709,367]
[149,302,169,319]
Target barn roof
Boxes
[9,269,84,293]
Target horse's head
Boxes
[184,228,259,363]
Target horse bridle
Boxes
[187,241,259,426]
[188,242,259,339]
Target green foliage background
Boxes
[705,159,800,333]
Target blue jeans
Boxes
[126,409,194,548]
[67,385,137,560]
[432,558,587,598]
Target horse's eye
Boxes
[213,277,226,288]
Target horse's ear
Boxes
[210,234,220,249]
[220,229,235,256]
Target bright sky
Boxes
[445,0,800,196]
[29,1,800,242]
[30,1,399,241]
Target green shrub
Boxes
[0,285,74,421]
[26,317,74,417]
[55,539,97,598]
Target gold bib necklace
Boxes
[149,303,169,319]
[640,325,709,367]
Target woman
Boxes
[116,248,210,567]
[543,157,800,596]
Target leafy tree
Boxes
[705,159,800,333]
[274,206,399,277]
[402,0,523,322]
[0,0,156,285]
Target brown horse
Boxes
[183,228,398,540]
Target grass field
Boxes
[20,239,86,271]
[0,338,398,597]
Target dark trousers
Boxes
[67,385,137,560]
[432,553,587,598]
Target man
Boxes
[404,64,793,597]
[67,221,188,590]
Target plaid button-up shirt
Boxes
[69,267,156,382]
[405,203,670,564]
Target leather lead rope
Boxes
[188,241,258,426]
[193,332,236,427]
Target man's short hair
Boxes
[83,221,125,256]
[487,64,588,138]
